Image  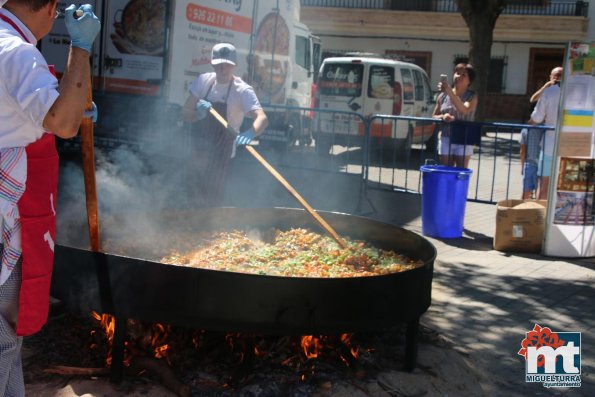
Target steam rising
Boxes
[57,146,191,250]
[56,144,356,254]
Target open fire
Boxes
[90,312,373,390]
[52,208,435,395]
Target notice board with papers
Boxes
[543,42,595,257]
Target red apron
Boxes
[0,13,59,336]
[15,63,59,336]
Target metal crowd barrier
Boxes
[253,104,368,178]
[82,102,554,208]
[249,106,555,206]
[361,116,555,204]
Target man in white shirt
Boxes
[182,43,268,205]
[530,66,563,200]
[0,1,100,395]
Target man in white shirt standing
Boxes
[0,1,100,395]
[182,43,268,206]
[530,66,563,200]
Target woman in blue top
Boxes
[432,63,478,168]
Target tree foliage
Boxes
[455,0,507,121]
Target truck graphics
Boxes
[40,0,321,148]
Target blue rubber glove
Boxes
[64,4,101,53]
[83,101,98,122]
[235,128,255,146]
[196,99,212,120]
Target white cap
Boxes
[211,43,237,66]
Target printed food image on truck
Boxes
[250,12,290,105]
[39,0,321,150]
[111,0,167,55]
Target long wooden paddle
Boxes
[80,78,100,252]
[208,107,347,249]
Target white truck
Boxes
[41,0,321,149]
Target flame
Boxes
[91,312,173,366]
[300,335,324,359]
[254,345,266,357]
[340,333,359,358]
[90,313,366,377]
[154,344,169,359]
[150,323,172,363]
[91,311,117,366]
[224,332,249,362]
[300,333,359,361]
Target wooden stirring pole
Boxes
[208,107,347,249]
[80,78,101,252]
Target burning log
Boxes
[128,356,190,397]
[43,365,109,376]
[44,360,190,397]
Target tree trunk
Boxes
[456,0,507,121]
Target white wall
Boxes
[318,35,468,86]
[319,36,569,95]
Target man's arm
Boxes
[42,47,90,139]
[530,81,555,103]
[246,108,268,136]
[182,94,199,123]
[43,4,100,139]
[529,95,547,125]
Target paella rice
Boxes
[160,228,422,278]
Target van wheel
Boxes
[315,133,332,156]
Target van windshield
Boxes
[318,63,364,96]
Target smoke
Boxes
[56,142,362,255]
[57,145,190,250]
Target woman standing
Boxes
[432,63,478,168]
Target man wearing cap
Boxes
[182,42,268,206]
[0,1,100,395]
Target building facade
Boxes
[301,0,591,122]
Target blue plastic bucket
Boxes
[420,165,472,238]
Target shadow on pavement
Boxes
[428,228,494,251]
[427,260,595,396]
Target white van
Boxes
[313,56,436,155]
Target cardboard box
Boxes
[494,200,547,253]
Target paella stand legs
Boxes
[110,315,128,383]
[404,317,419,372]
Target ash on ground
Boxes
[23,307,486,397]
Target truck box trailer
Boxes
[41,0,321,150]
